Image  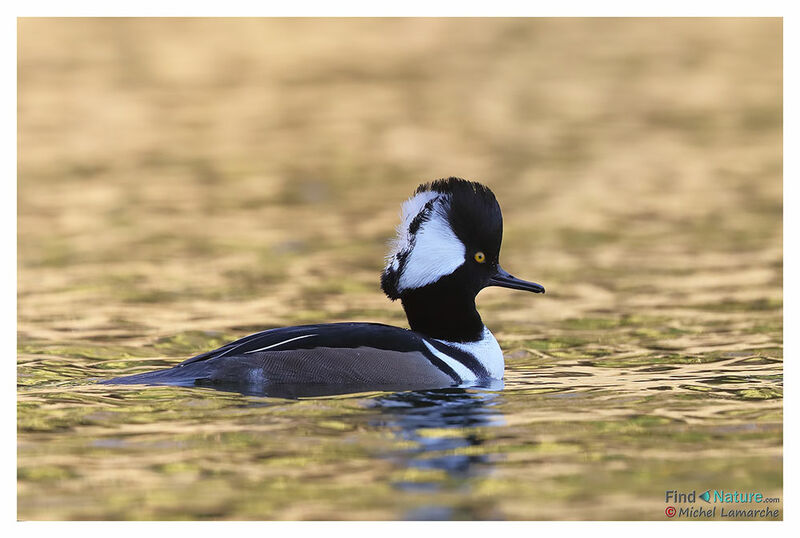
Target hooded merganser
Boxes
[101,177,545,395]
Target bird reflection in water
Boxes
[365,383,506,520]
[177,379,506,519]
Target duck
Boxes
[101,177,545,396]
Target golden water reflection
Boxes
[18,18,781,520]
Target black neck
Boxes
[400,277,484,342]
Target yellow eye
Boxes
[474,251,486,263]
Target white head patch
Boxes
[383,191,466,296]
[386,189,439,265]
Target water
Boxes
[18,18,782,520]
[18,349,782,520]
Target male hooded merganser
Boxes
[101,177,544,395]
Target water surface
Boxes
[18,18,782,520]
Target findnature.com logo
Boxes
[664,490,780,519]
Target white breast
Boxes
[423,326,505,383]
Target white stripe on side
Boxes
[434,327,505,380]
[422,340,479,383]
[244,334,317,354]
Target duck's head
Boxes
[381,177,543,340]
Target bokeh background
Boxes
[18,18,782,520]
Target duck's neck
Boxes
[400,284,484,342]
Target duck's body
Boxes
[102,178,544,395]
[103,322,503,394]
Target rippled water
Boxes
[18,18,782,520]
